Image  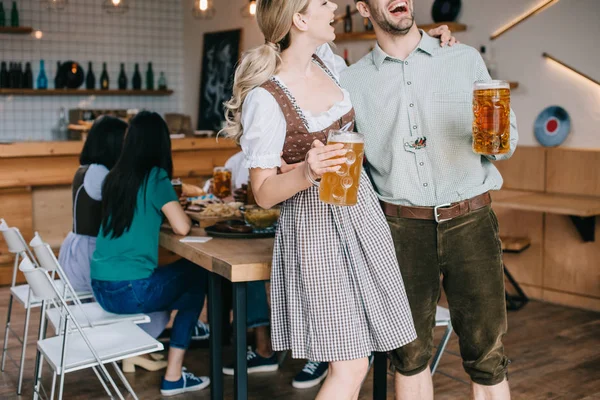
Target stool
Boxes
[500,236,531,311]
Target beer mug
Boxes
[472,80,511,155]
[212,167,232,199]
[171,178,183,198]
[319,130,365,206]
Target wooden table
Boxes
[159,226,389,400]
[492,189,600,241]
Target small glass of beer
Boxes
[171,178,183,198]
[319,130,365,206]
[212,167,232,199]
[472,80,511,155]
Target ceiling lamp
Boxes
[41,0,68,11]
[192,0,216,19]
[103,0,129,14]
[241,0,257,18]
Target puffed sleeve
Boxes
[240,87,287,169]
[315,43,348,80]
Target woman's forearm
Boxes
[251,163,312,209]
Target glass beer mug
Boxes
[472,80,511,155]
[319,130,365,206]
[212,167,232,199]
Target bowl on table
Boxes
[240,205,280,229]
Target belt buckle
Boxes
[434,203,452,223]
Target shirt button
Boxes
[404,142,409,146]
[419,162,424,166]
[405,61,408,65]
[423,183,428,187]
[407,81,412,85]
[413,125,417,129]
[410,103,414,107]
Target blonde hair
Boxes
[220,0,309,143]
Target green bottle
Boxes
[10,1,18,27]
[0,2,6,27]
[146,62,154,90]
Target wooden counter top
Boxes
[0,137,237,158]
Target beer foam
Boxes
[328,132,364,143]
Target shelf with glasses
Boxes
[0,26,34,34]
[334,22,467,42]
[0,89,174,96]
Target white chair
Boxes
[0,219,92,394]
[431,305,454,375]
[29,232,150,334]
[18,255,163,400]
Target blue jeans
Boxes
[92,258,207,350]
[247,281,269,328]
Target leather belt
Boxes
[381,192,492,223]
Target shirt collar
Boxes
[371,30,437,70]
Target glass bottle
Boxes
[10,1,18,27]
[100,62,109,90]
[23,62,33,89]
[118,63,127,90]
[86,61,95,89]
[0,2,6,27]
[146,62,154,90]
[36,60,48,89]
[343,5,352,33]
[132,63,141,90]
[158,72,167,90]
[0,61,8,88]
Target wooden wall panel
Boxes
[494,208,544,287]
[494,146,546,192]
[542,289,600,312]
[0,188,33,264]
[543,214,600,300]
[32,186,72,249]
[0,156,79,189]
[172,149,239,179]
[546,148,600,197]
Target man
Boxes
[340,1,518,399]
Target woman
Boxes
[91,111,209,396]
[57,116,170,373]
[222,1,454,398]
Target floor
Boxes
[0,287,598,400]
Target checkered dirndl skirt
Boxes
[270,170,417,361]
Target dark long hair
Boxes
[79,116,127,169]
[100,111,173,239]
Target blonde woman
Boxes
[222,0,454,397]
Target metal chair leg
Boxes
[430,323,453,375]
[1,294,14,371]
[91,366,114,398]
[50,371,57,400]
[112,362,139,400]
[17,291,33,394]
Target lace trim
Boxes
[243,153,281,169]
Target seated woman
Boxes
[58,116,170,372]
[91,111,209,396]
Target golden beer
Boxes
[319,131,365,206]
[212,167,232,199]
[472,81,511,155]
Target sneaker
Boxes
[292,360,329,389]
[160,368,210,396]
[192,321,210,341]
[222,347,279,375]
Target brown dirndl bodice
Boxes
[259,54,355,165]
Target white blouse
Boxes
[241,44,351,169]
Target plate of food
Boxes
[205,220,276,239]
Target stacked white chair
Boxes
[18,254,164,400]
[0,219,93,394]
[431,305,454,375]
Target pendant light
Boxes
[192,0,216,19]
[241,0,257,18]
[103,0,129,14]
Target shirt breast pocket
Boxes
[430,92,473,137]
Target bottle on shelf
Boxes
[0,2,6,27]
[51,107,69,141]
[132,63,142,90]
[363,17,373,31]
[118,63,127,90]
[85,61,95,89]
[100,62,109,90]
[343,48,350,66]
[343,5,353,33]
[146,62,154,90]
[10,1,17,27]
[36,59,48,89]
[54,61,65,89]
[23,62,33,89]
[0,62,8,88]
[480,45,497,79]
[158,72,167,90]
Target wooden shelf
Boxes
[0,26,34,34]
[0,89,174,96]
[335,22,467,42]
[492,190,600,217]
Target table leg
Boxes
[373,352,387,400]
[209,273,223,400]
[233,282,247,400]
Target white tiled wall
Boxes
[0,0,184,142]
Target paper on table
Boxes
[179,236,213,243]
